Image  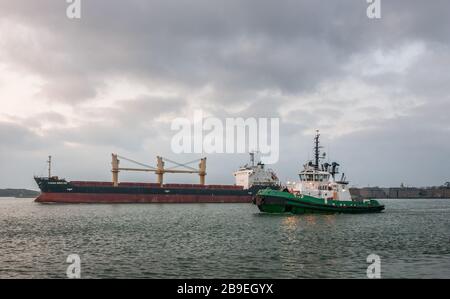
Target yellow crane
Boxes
[111,154,206,187]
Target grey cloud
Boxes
[0,121,46,150]
[3,0,447,104]
[52,96,186,150]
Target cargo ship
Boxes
[255,131,385,214]
[34,153,280,204]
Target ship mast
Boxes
[250,152,255,167]
[47,155,52,178]
[314,130,320,170]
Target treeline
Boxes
[0,189,40,198]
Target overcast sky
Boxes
[0,0,449,189]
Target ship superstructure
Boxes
[234,152,280,189]
[289,131,351,201]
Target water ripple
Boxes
[0,198,449,278]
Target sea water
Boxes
[0,198,449,278]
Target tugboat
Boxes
[255,131,385,214]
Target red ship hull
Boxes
[32,178,270,204]
[35,192,252,204]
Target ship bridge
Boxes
[299,170,330,183]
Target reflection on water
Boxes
[281,214,336,230]
[0,198,449,278]
[281,216,300,231]
[323,215,336,225]
[305,215,317,226]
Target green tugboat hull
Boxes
[255,189,385,214]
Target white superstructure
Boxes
[289,131,352,201]
[234,153,280,189]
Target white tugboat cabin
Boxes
[289,131,352,201]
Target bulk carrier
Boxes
[34,153,280,204]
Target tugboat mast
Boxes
[314,130,320,170]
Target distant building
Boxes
[388,187,423,198]
[350,185,450,199]
[349,187,387,200]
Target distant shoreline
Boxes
[0,189,40,198]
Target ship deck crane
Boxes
[111,154,206,187]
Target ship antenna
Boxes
[250,152,255,167]
[314,130,320,170]
[47,155,52,178]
